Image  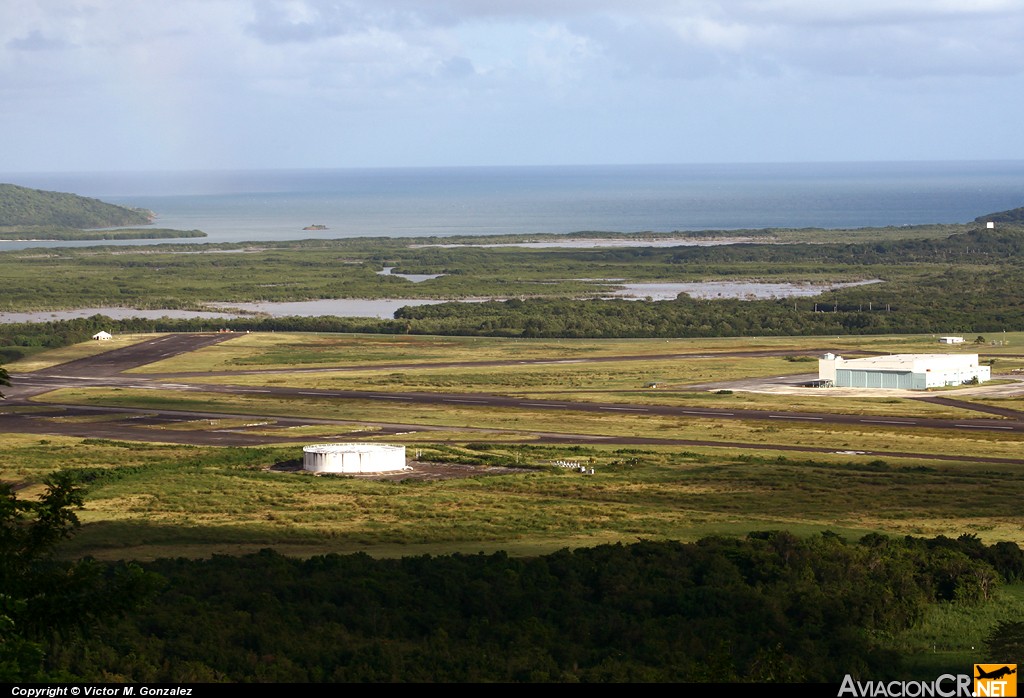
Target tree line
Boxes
[27,528,1024,682]
[5,477,1024,683]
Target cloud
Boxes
[437,55,475,79]
[245,1,378,43]
[734,0,1023,26]
[0,0,1022,170]
[6,29,70,51]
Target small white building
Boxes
[938,336,964,344]
[92,331,112,341]
[302,443,408,474]
[819,353,989,390]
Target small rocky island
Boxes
[303,224,329,231]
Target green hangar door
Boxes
[836,369,916,389]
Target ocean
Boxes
[3,161,1024,248]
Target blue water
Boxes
[3,161,1023,248]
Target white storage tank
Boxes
[302,443,408,474]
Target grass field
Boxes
[126,331,1024,374]
[5,330,1024,562]
[183,365,1000,419]
[7,333,154,372]
[126,333,826,373]
[1,436,1017,561]
[895,583,1024,678]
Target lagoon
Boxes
[0,279,884,324]
[376,267,445,282]
[607,279,883,302]
[207,298,452,319]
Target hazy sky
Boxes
[3,0,1023,172]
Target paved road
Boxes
[3,334,1022,462]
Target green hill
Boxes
[976,206,1024,224]
[0,183,154,228]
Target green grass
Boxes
[129,331,1024,374]
[128,332,834,373]
[894,584,1024,678]
[7,333,156,372]
[184,356,808,391]
[0,438,1016,560]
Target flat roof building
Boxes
[938,336,964,344]
[819,353,989,390]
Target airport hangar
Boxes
[818,353,990,389]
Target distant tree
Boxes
[985,620,1024,663]
[0,364,8,398]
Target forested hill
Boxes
[978,206,1024,224]
[0,183,154,228]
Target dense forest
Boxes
[21,538,1024,679]
[49,538,980,681]
[978,206,1024,224]
[5,478,1023,683]
[0,228,205,241]
[0,183,153,228]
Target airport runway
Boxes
[14,374,1022,435]
[143,347,870,379]
[3,334,1022,462]
[33,333,235,378]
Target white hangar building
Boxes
[818,353,989,390]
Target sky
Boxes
[2,0,1024,172]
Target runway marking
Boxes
[443,399,488,404]
[955,424,1014,430]
[599,406,649,412]
[682,410,734,416]
[769,415,823,420]
[375,395,413,400]
[860,419,918,425]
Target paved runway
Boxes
[34,333,235,378]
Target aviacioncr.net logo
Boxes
[974,664,1017,697]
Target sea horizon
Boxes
[2,160,1023,248]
